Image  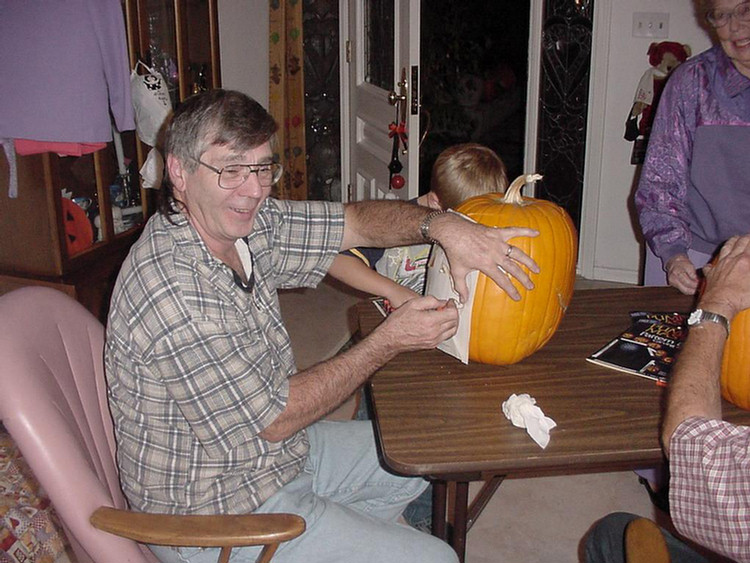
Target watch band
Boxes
[687,308,730,337]
[419,210,448,244]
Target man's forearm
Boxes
[258,328,399,442]
[662,322,725,456]
[342,200,431,250]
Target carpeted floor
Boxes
[278,276,669,563]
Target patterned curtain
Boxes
[269,0,308,200]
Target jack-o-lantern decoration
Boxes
[62,197,94,256]
[456,174,578,365]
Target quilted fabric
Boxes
[0,428,69,563]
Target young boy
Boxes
[328,143,508,307]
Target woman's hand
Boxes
[665,253,700,295]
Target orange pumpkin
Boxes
[62,197,94,256]
[720,306,750,410]
[456,174,578,365]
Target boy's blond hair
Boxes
[430,143,508,210]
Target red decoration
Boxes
[62,197,94,256]
[388,121,408,150]
[390,174,405,190]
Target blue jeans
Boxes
[356,388,433,532]
[150,420,457,563]
[585,512,709,563]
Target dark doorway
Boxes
[419,0,531,191]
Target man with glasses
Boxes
[105,89,540,563]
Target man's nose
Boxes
[236,172,264,197]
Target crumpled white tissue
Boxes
[502,393,557,449]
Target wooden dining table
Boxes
[356,286,750,562]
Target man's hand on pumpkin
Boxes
[433,213,540,303]
[700,234,750,321]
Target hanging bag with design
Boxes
[130,61,172,147]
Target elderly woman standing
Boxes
[636,0,750,295]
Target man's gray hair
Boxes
[158,89,278,216]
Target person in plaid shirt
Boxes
[586,233,750,563]
[105,89,540,563]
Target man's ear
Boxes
[166,154,187,195]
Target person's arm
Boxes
[662,236,750,561]
[328,254,419,308]
[634,63,697,283]
[259,294,458,441]
[341,200,540,303]
[660,315,726,455]
[661,235,750,453]
[659,235,750,560]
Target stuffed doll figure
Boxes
[625,41,691,164]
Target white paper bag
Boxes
[424,211,479,364]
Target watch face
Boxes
[688,309,702,325]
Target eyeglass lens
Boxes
[707,1,750,27]
[219,163,282,189]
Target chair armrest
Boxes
[90,506,306,547]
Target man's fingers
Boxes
[506,246,540,274]
[452,273,470,304]
[486,268,522,301]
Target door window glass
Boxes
[364,0,394,89]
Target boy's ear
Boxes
[425,191,443,210]
[166,154,187,194]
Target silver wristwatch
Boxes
[687,308,730,336]
[419,210,448,244]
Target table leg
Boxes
[431,480,448,540]
[452,481,470,562]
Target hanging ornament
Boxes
[387,121,408,190]
[390,174,405,190]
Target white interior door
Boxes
[341,0,420,202]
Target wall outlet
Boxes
[632,12,669,38]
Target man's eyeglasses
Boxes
[706,1,750,28]
[192,157,284,189]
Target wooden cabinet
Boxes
[0,0,220,322]
[125,0,221,106]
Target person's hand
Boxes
[431,213,540,303]
[665,253,700,295]
[373,296,459,354]
[699,235,750,321]
[383,284,421,309]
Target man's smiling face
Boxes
[171,141,274,254]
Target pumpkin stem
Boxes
[503,174,543,205]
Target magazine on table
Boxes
[586,311,689,385]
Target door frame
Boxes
[340,0,543,204]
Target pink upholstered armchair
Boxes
[0,287,304,563]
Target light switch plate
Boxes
[632,12,669,38]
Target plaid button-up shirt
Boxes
[670,416,750,562]
[106,198,344,515]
